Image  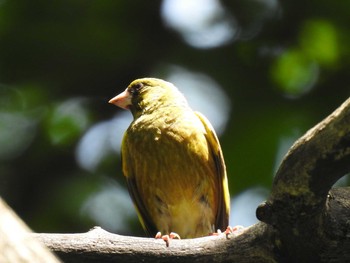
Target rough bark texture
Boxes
[6,97,350,262]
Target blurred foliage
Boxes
[0,0,349,235]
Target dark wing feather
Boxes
[125,176,158,236]
[195,111,230,231]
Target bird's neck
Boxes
[132,95,189,119]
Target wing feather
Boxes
[195,111,230,230]
[121,133,158,236]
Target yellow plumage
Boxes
[109,78,230,238]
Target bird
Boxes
[109,78,230,242]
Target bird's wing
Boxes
[121,133,158,236]
[195,111,230,230]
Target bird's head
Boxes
[109,78,188,118]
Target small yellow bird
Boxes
[109,78,230,240]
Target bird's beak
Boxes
[109,89,132,109]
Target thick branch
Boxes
[257,97,350,224]
[32,224,277,263]
[273,97,350,204]
[256,97,350,262]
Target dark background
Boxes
[0,0,349,236]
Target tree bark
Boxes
[26,97,350,262]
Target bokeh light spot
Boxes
[271,49,319,98]
[300,19,339,66]
[161,0,237,48]
[80,181,136,233]
[230,187,269,226]
[45,98,90,146]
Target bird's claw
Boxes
[155,232,181,247]
[224,225,245,239]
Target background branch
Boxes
[0,198,60,263]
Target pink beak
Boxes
[109,89,132,110]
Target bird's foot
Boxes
[224,225,245,239]
[210,225,245,239]
[155,232,181,247]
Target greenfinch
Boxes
[109,78,230,239]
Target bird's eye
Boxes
[130,83,144,95]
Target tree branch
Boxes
[32,224,277,263]
[257,97,350,262]
[272,97,350,202]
